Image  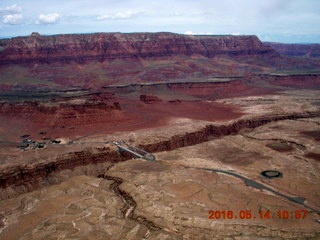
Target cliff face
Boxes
[0,32,277,64]
[265,42,320,57]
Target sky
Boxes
[0,0,320,43]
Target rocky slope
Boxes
[0,32,278,64]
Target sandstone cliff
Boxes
[0,32,278,64]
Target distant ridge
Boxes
[0,32,278,65]
[265,42,320,58]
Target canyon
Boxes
[0,89,319,239]
[0,32,319,239]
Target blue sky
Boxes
[0,0,319,43]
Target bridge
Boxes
[110,140,156,162]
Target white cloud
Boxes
[184,31,215,35]
[97,11,141,20]
[3,14,23,25]
[0,4,23,25]
[96,14,110,20]
[198,32,215,35]
[0,4,22,14]
[36,13,60,24]
[184,30,195,35]
[5,4,22,13]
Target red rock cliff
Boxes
[0,32,278,64]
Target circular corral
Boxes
[261,170,283,179]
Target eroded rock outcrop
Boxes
[139,94,162,103]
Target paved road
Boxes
[187,166,320,215]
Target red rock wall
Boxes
[140,111,320,153]
[0,33,277,64]
[0,148,131,199]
